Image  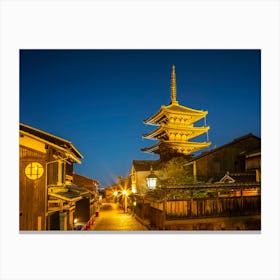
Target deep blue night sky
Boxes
[20,50,261,187]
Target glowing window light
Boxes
[24,162,44,180]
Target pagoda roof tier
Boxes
[141,140,211,155]
[142,124,210,141]
[143,103,208,126]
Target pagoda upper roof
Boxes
[142,140,211,155]
[143,124,210,140]
[143,102,208,125]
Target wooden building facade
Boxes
[19,123,89,231]
[73,173,100,222]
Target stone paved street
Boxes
[90,203,148,231]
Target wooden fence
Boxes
[165,196,260,218]
[135,195,260,229]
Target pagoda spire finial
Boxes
[171,65,177,104]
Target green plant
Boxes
[159,157,193,185]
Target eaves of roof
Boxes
[20,123,83,159]
[143,103,207,124]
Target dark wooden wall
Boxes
[195,136,261,182]
[74,198,90,223]
[20,146,47,230]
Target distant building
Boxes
[73,173,99,192]
[131,160,162,194]
[142,65,211,160]
[73,173,100,221]
[19,123,91,231]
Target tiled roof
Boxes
[67,184,89,195]
[49,184,91,202]
[143,104,207,125]
[166,103,207,115]
[218,171,256,183]
[49,191,82,202]
[73,173,99,186]
[20,123,83,159]
[229,172,257,183]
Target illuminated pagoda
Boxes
[142,65,211,160]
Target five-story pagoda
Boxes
[142,65,211,160]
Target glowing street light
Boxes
[113,190,118,203]
[146,166,158,190]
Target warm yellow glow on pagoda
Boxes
[142,65,211,157]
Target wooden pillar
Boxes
[68,209,74,230]
[162,190,166,230]
[59,212,67,230]
[37,216,42,231]
[215,187,218,216]
[241,187,244,210]
[256,169,261,183]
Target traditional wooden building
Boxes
[19,123,88,231]
[186,133,261,183]
[142,65,211,160]
[73,173,100,222]
[73,173,99,192]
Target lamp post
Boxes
[146,166,158,190]
[113,191,118,204]
[146,166,166,229]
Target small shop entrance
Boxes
[48,211,60,230]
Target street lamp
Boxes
[146,166,158,190]
[113,190,118,203]
[146,166,165,229]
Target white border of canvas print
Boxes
[1,0,279,280]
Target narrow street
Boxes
[90,203,148,231]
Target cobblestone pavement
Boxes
[90,203,148,231]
